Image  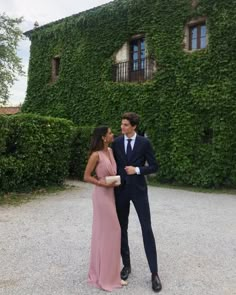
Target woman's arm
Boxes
[84,152,100,186]
[83,152,117,187]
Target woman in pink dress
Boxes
[84,126,127,291]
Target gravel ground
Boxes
[0,180,235,295]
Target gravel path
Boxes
[0,181,235,295]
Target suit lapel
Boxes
[116,135,141,163]
[118,136,127,162]
[130,135,140,161]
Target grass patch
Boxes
[0,185,71,206]
[147,177,236,195]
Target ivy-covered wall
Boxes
[23,0,236,187]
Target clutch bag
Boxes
[105,175,121,185]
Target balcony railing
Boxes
[112,58,156,83]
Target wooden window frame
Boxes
[129,36,146,82]
[189,22,207,50]
[129,37,145,70]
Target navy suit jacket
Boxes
[112,135,158,200]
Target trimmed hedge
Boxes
[23,0,236,187]
[0,114,75,192]
[69,126,93,179]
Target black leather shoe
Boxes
[151,274,162,292]
[121,266,131,280]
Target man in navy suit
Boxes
[112,112,162,293]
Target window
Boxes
[189,22,207,50]
[51,56,61,82]
[130,38,145,71]
[129,37,146,81]
[183,18,207,51]
[112,36,156,82]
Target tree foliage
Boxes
[0,13,24,104]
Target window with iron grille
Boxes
[113,37,155,83]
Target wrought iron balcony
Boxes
[112,58,156,83]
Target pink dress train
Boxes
[88,148,122,291]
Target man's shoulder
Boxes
[114,135,124,143]
[137,135,148,143]
[136,135,152,147]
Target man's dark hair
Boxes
[122,112,140,127]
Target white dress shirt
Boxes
[124,133,140,175]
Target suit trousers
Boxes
[115,186,158,274]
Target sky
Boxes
[1,0,112,106]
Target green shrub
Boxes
[0,114,75,192]
[69,126,93,179]
[0,116,9,155]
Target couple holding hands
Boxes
[84,112,162,293]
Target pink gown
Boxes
[88,148,122,291]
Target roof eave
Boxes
[23,1,113,39]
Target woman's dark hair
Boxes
[89,126,109,155]
[122,112,140,127]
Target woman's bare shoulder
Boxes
[89,151,99,161]
[108,147,114,153]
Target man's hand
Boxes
[125,166,136,175]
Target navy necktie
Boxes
[126,138,132,161]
